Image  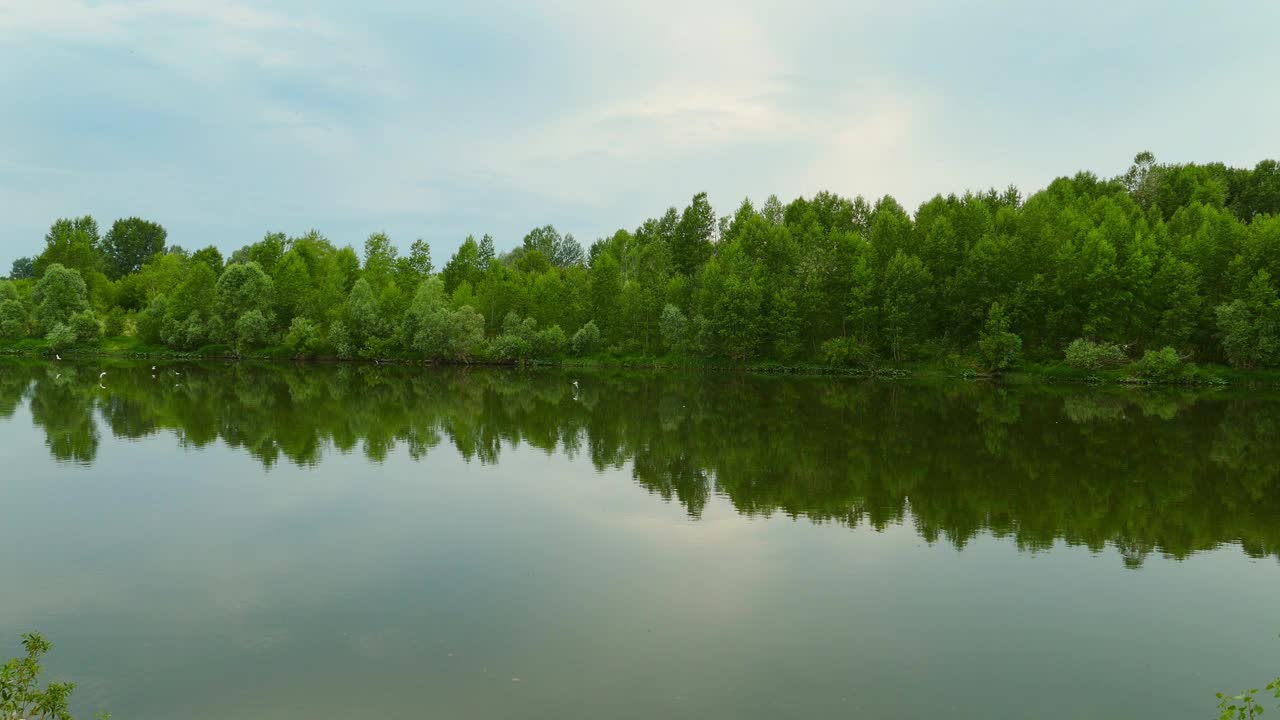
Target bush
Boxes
[1,633,81,720]
[234,309,270,351]
[570,321,600,356]
[1064,338,1127,370]
[0,299,27,338]
[284,317,323,356]
[534,324,567,360]
[820,336,874,368]
[136,297,168,345]
[977,301,1022,372]
[659,304,688,353]
[102,306,126,337]
[45,323,77,351]
[1131,346,1184,382]
[328,321,355,359]
[69,310,101,345]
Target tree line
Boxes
[3,152,1279,369]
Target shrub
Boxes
[977,301,1022,372]
[570,321,600,356]
[45,323,77,351]
[69,310,101,345]
[0,299,27,338]
[534,324,567,360]
[1064,338,1127,370]
[659,304,688,354]
[1131,346,1183,382]
[284,317,323,356]
[1,633,81,720]
[234,309,270,351]
[820,336,874,368]
[102,306,126,337]
[328,321,355,359]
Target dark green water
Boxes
[1,359,1277,719]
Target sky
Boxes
[1,0,1278,272]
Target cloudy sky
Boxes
[1,0,1277,270]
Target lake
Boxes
[0,359,1277,719]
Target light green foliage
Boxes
[571,320,601,356]
[214,262,274,332]
[978,302,1022,372]
[1216,676,1280,720]
[1132,346,1184,382]
[7,153,1280,368]
[1,633,78,720]
[881,251,933,362]
[69,310,100,345]
[522,225,584,268]
[1064,338,1128,370]
[45,323,77,352]
[233,309,271,351]
[0,301,26,338]
[102,307,126,337]
[283,317,324,356]
[659,303,688,354]
[32,264,90,331]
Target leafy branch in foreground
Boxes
[1,633,106,720]
[1217,675,1280,719]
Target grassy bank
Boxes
[5,335,1279,388]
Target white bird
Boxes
[99,371,107,379]
[99,384,106,390]
[151,365,156,370]
[55,373,61,379]
[572,380,579,388]
[54,354,61,361]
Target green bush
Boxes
[534,324,567,360]
[977,301,1022,372]
[1064,338,1128,370]
[45,323,77,351]
[69,311,101,345]
[283,317,324,356]
[102,306,126,337]
[820,336,874,368]
[659,304,688,353]
[0,298,27,338]
[234,309,270,351]
[570,321,601,356]
[1131,346,1184,382]
[1,633,83,720]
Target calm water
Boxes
[0,360,1277,719]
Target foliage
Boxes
[570,321,601,356]
[44,324,77,352]
[103,217,166,279]
[1064,338,1128,370]
[0,299,27,339]
[1216,270,1280,369]
[5,153,1280,369]
[68,311,101,345]
[9,257,34,280]
[977,301,1022,372]
[1216,676,1280,720]
[102,307,126,337]
[284,317,324,356]
[1,633,77,720]
[32,265,89,332]
[233,310,271,352]
[1131,346,1183,382]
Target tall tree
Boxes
[103,217,167,278]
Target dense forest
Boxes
[2,153,1279,370]
[3,361,1277,566]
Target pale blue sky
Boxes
[2,0,1277,271]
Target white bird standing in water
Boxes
[99,371,106,379]
[54,354,61,361]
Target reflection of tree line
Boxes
[3,360,1278,565]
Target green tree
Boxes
[977,301,1022,372]
[9,257,34,280]
[32,264,90,331]
[881,251,933,362]
[214,262,274,334]
[672,192,715,276]
[1,633,79,720]
[1216,270,1280,368]
[103,217,167,278]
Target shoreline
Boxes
[5,339,1278,388]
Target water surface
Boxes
[0,360,1277,719]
